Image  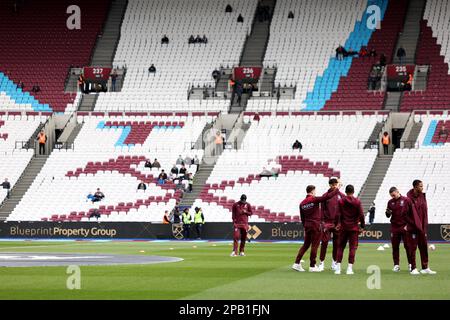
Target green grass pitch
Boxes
[0,241,448,300]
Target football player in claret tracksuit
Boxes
[386,186,423,275]
[292,184,339,272]
[406,180,436,274]
[334,185,365,275]
[231,194,253,257]
[319,177,345,271]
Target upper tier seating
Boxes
[322,0,407,111]
[247,0,368,112]
[191,113,384,222]
[400,0,450,111]
[8,114,216,222]
[95,0,257,112]
[374,114,450,224]
[0,113,47,203]
[0,0,109,112]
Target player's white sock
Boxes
[408,264,412,272]
[334,263,341,275]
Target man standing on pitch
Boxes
[386,186,423,275]
[292,184,339,272]
[335,185,365,275]
[385,187,414,272]
[231,194,253,256]
[406,180,436,274]
[319,178,345,271]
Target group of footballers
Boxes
[231,178,436,275]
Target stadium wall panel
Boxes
[0,222,449,242]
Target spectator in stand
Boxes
[152,158,161,169]
[405,73,413,91]
[397,46,406,65]
[194,155,200,170]
[292,140,303,151]
[202,35,208,44]
[144,158,152,168]
[368,69,379,90]
[161,34,169,45]
[379,53,387,67]
[367,202,376,225]
[212,69,220,80]
[259,167,273,179]
[194,207,205,239]
[179,164,187,177]
[237,14,244,23]
[195,35,201,43]
[225,4,232,13]
[176,178,186,191]
[359,46,368,57]
[1,178,11,199]
[86,192,96,203]
[32,84,41,93]
[184,155,192,166]
[369,48,377,57]
[382,131,391,155]
[336,45,346,61]
[17,81,25,90]
[288,11,294,19]
[37,129,47,155]
[345,47,358,57]
[188,35,195,44]
[439,125,449,139]
[187,173,194,193]
[214,131,224,156]
[137,181,147,191]
[77,74,85,93]
[93,188,105,202]
[253,113,261,122]
[89,209,101,220]
[171,164,179,176]
[176,155,184,165]
[158,170,168,184]
[148,64,156,73]
[110,70,118,92]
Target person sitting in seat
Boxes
[184,155,192,165]
[237,14,244,23]
[86,191,96,203]
[152,158,161,169]
[225,4,232,13]
[18,81,25,90]
[292,140,303,151]
[195,35,202,43]
[202,35,208,44]
[176,155,184,165]
[158,170,168,185]
[368,69,379,90]
[439,125,448,139]
[369,48,377,57]
[171,164,179,176]
[148,64,156,73]
[89,209,101,219]
[93,188,105,202]
[31,84,41,93]
[359,46,368,57]
[288,11,294,19]
[161,34,169,45]
[144,159,152,168]
[188,35,195,44]
[137,181,147,191]
[259,167,273,178]
[345,47,358,57]
[179,164,187,177]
